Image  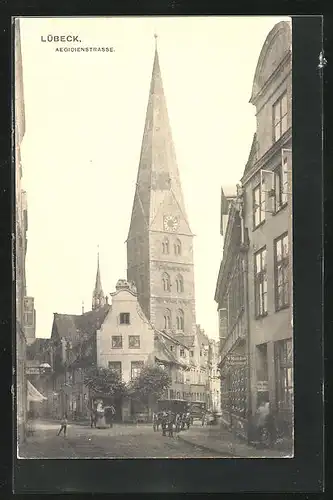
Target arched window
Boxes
[164,309,171,330]
[174,238,181,256]
[176,309,184,331]
[162,273,171,291]
[162,237,169,254]
[175,274,184,293]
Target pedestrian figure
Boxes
[152,412,158,432]
[265,403,277,447]
[256,401,270,446]
[57,414,68,437]
[109,405,116,428]
[90,410,96,428]
[156,412,163,431]
[161,410,168,436]
[201,411,206,427]
[185,411,191,429]
[168,416,175,438]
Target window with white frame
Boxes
[253,182,265,228]
[128,335,140,349]
[254,247,268,317]
[273,92,288,142]
[275,233,289,310]
[274,163,288,211]
[111,335,122,349]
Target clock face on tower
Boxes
[163,215,179,232]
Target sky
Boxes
[19,16,289,340]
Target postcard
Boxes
[14,15,293,461]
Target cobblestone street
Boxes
[19,420,228,459]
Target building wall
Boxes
[242,21,292,421]
[96,287,155,383]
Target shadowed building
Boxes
[215,21,292,442]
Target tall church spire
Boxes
[127,35,191,240]
[92,247,105,310]
[127,38,196,336]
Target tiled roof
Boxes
[52,305,110,341]
[172,334,195,348]
[154,333,187,367]
[26,338,52,360]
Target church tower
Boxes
[127,36,196,336]
[92,249,106,310]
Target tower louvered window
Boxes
[162,238,169,254]
[175,274,184,293]
[162,273,171,291]
[164,309,171,329]
[176,309,184,331]
[174,239,181,256]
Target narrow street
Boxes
[19,421,227,459]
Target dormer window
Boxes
[180,348,185,357]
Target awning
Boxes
[27,380,47,402]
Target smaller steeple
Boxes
[92,246,105,310]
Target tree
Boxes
[128,365,171,406]
[84,366,127,398]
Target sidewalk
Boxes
[178,424,293,458]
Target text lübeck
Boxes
[41,35,81,42]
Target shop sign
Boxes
[26,366,40,375]
[226,354,247,365]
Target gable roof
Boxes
[172,334,195,348]
[243,133,258,177]
[52,305,110,342]
[154,332,188,367]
